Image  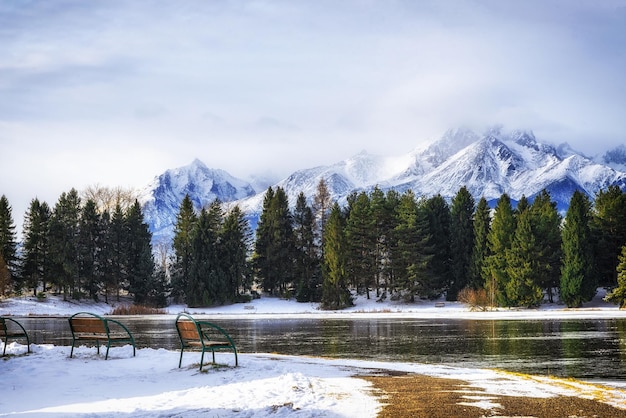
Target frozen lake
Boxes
[18,316,626,381]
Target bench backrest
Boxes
[176,319,201,341]
[69,314,108,335]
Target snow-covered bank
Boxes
[3,291,626,417]
[2,343,626,417]
[2,288,626,320]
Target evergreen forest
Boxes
[1,182,626,310]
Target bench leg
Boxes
[199,351,206,371]
[2,337,6,356]
[178,348,184,368]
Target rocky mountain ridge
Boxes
[141,128,626,244]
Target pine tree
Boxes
[392,190,433,300]
[293,192,321,302]
[369,186,394,296]
[150,262,170,308]
[272,188,296,295]
[205,200,227,303]
[220,205,251,301]
[529,189,562,302]
[313,178,332,251]
[591,185,626,287]
[22,199,51,296]
[171,195,198,303]
[560,191,596,307]
[321,203,352,310]
[381,190,401,292]
[0,196,18,290]
[98,210,114,303]
[125,200,155,304]
[449,186,475,300]
[48,189,81,300]
[484,193,516,306]
[422,195,451,299]
[605,244,626,308]
[505,209,544,307]
[470,197,491,289]
[345,191,376,298]
[253,187,295,295]
[78,199,102,301]
[515,195,530,214]
[108,204,127,301]
[187,208,216,306]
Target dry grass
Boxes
[362,373,626,418]
[109,304,166,315]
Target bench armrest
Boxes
[197,321,236,347]
[105,318,135,342]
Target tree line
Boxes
[1,182,625,309]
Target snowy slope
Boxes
[140,159,257,243]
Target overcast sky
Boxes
[1,0,626,224]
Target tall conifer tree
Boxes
[605,244,626,308]
[370,186,393,295]
[22,199,51,296]
[108,204,127,301]
[422,195,451,298]
[205,200,226,303]
[529,189,562,302]
[0,196,18,294]
[48,189,81,299]
[470,197,491,289]
[449,186,475,300]
[505,209,543,307]
[220,205,251,301]
[321,203,352,309]
[392,190,433,300]
[188,208,215,306]
[253,187,295,295]
[484,193,516,306]
[591,185,626,287]
[293,192,320,302]
[78,199,102,301]
[345,192,376,298]
[126,200,155,304]
[560,191,596,307]
[171,195,197,303]
[313,179,332,251]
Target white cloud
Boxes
[1,0,625,223]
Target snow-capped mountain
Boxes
[389,128,626,208]
[141,128,626,244]
[140,159,258,244]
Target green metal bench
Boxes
[0,317,30,356]
[176,313,238,371]
[68,312,136,360]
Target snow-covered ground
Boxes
[2,290,626,417]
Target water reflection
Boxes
[15,316,626,381]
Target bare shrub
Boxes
[109,304,166,315]
[457,287,491,311]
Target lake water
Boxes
[16,316,626,381]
